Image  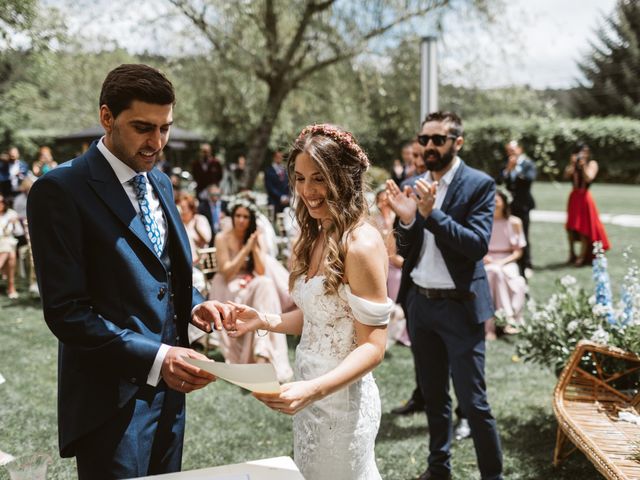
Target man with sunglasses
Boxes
[386,111,502,480]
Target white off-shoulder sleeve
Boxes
[344,284,394,326]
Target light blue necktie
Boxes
[130,174,164,256]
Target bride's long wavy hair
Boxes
[287,124,370,296]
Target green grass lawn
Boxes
[532,181,640,216]
[1,184,638,479]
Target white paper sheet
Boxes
[185,358,281,394]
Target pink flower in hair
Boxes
[297,124,370,170]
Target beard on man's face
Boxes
[423,143,456,172]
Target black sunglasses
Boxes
[417,134,457,147]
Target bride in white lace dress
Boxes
[226,124,393,479]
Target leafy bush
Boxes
[463,116,640,183]
[516,248,640,373]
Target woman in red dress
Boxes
[564,143,610,266]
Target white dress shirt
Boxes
[97,138,170,387]
[405,157,462,289]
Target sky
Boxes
[46,0,619,90]
[471,0,619,89]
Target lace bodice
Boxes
[290,276,383,480]
[291,276,358,363]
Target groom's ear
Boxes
[99,105,115,134]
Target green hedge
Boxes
[461,116,640,183]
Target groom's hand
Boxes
[161,347,216,393]
[191,300,236,332]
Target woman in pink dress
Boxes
[372,188,409,347]
[209,197,293,382]
[483,189,528,339]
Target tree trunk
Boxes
[244,84,288,189]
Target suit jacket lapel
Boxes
[440,160,466,213]
[85,145,162,261]
[147,169,191,264]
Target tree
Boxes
[573,0,640,117]
[168,0,497,187]
[0,0,65,148]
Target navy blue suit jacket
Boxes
[396,160,495,324]
[264,164,289,208]
[27,143,204,457]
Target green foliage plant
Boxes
[517,257,640,373]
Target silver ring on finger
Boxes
[181,380,185,389]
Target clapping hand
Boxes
[385,179,416,224]
[253,380,321,415]
[246,232,259,251]
[414,178,437,218]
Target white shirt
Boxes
[97,138,170,387]
[9,161,22,191]
[406,157,462,289]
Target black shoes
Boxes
[391,398,424,415]
[417,470,452,480]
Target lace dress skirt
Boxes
[291,276,385,480]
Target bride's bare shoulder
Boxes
[345,222,385,263]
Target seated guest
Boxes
[483,189,528,339]
[0,194,19,298]
[209,197,293,382]
[176,191,212,264]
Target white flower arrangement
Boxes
[517,247,640,372]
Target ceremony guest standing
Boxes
[265,150,290,218]
[5,147,29,200]
[27,64,232,479]
[191,143,223,197]
[197,183,225,244]
[386,111,502,480]
[498,140,536,275]
[228,124,392,479]
[564,142,610,266]
[32,146,58,177]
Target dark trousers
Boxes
[406,286,503,480]
[75,383,185,480]
[511,205,532,271]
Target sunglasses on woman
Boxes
[417,134,457,147]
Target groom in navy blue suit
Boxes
[387,111,502,480]
[28,64,232,479]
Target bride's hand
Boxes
[224,301,265,337]
[253,380,321,415]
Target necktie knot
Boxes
[131,174,147,198]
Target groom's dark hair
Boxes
[99,64,175,118]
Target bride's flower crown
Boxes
[297,124,370,171]
[227,196,258,215]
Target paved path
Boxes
[532,210,640,228]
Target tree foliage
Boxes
[0,0,65,148]
[167,0,497,186]
[573,0,640,117]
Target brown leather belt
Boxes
[417,287,475,301]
